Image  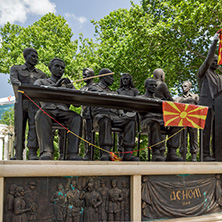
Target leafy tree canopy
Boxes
[0,108,14,125]
[92,0,222,94]
[1,1,222,95]
[0,13,84,83]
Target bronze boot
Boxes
[166,148,183,161]
[28,148,39,160]
[152,149,165,161]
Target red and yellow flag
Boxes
[162,101,208,129]
[217,29,222,65]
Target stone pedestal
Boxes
[0,161,222,222]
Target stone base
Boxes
[1,161,222,222]
[159,212,222,222]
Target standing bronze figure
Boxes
[121,180,130,221]
[80,179,102,222]
[153,68,173,157]
[66,179,82,222]
[14,186,32,222]
[98,179,109,222]
[107,179,123,221]
[10,48,46,160]
[197,32,222,161]
[24,181,39,221]
[5,184,17,222]
[175,81,199,161]
[153,68,173,101]
[51,183,66,221]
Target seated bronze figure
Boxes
[34,58,82,160]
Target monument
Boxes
[2,31,222,222]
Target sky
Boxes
[0,0,140,98]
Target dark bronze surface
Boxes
[18,85,162,112]
[16,85,162,160]
[80,68,96,161]
[87,68,139,161]
[10,48,46,161]
[4,176,130,222]
[197,33,221,161]
[34,58,82,161]
[142,174,222,220]
[214,90,222,161]
[175,81,199,162]
[139,78,182,162]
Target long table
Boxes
[16,85,163,160]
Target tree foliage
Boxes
[92,0,222,94]
[0,108,14,125]
[0,13,82,81]
[1,2,222,94]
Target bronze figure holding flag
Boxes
[197,32,222,161]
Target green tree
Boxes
[0,13,81,80]
[92,0,222,94]
[0,13,92,159]
[0,108,14,125]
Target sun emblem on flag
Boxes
[162,101,208,129]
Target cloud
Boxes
[0,0,56,26]
[65,12,87,26]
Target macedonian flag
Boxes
[217,28,222,65]
[162,101,208,129]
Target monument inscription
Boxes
[142,174,222,220]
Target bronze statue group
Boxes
[10,32,221,162]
